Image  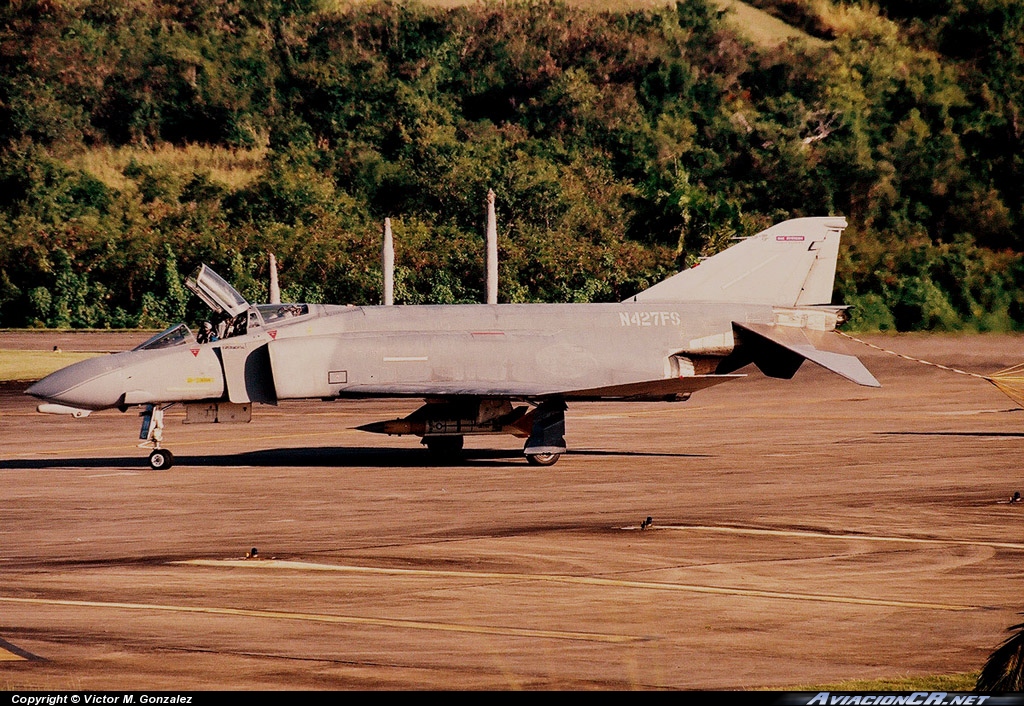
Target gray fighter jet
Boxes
[27,216,878,470]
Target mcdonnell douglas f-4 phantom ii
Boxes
[27,216,879,470]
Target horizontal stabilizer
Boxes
[734,322,880,387]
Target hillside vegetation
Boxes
[0,0,1021,332]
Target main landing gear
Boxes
[526,452,560,466]
[522,400,566,466]
[139,404,174,470]
[415,399,568,465]
[375,397,569,466]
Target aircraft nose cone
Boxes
[25,355,124,410]
[26,366,79,401]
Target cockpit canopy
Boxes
[134,323,194,351]
[185,265,249,317]
[182,264,311,342]
[185,264,259,340]
[256,303,309,323]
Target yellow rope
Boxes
[987,364,1024,409]
[835,331,1024,409]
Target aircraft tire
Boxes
[526,452,560,466]
[149,449,174,471]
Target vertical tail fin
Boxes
[631,217,847,306]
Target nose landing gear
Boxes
[147,448,174,470]
[139,405,174,470]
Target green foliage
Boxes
[836,228,1024,332]
[0,269,21,322]
[26,287,51,327]
[0,0,1021,330]
[843,292,896,332]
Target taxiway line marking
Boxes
[661,524,1024,552]
[0,596,639,644]
[179,559,976,612]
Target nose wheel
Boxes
[148,448,174,470]
[139,405,174,470]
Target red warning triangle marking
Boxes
[268,330,278,340]
[190,348,200,357]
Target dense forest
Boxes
[0,0,1022,331]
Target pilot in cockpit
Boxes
[196,321,215,344]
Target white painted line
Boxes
[0,596,639,644]
[658,524,1024,552]
[177,559,977,612]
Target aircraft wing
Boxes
[556,374,744,400]
[335,383,556,398]
[335,374,743,401]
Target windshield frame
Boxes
[133,323,195,351]
[256,303,310,325]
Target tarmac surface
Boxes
[2,330,1024,690]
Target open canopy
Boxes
[185,265,250,318]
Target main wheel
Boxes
[149,449,174,470]
[526,452,560,466]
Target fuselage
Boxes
[26,299,774,411]
[268,300,769,399]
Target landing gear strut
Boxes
[139,405,174,470]
[523,399,566,466]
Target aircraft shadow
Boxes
[0,445,710,471]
